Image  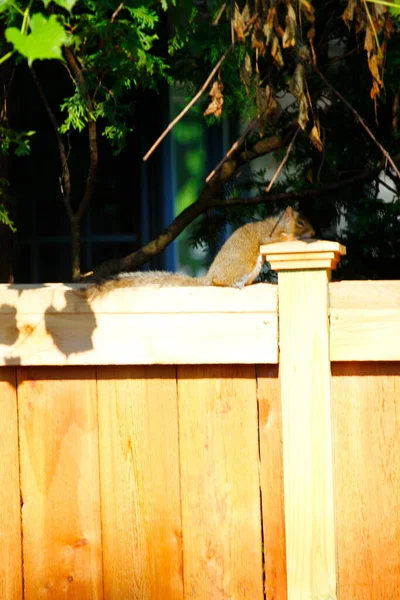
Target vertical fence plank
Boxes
[17,366,103,600]
[264,242,345,600]
[0,368,22,600]
[257,365,287,600]
[178,364,264,600]
[278,270,337,599]
[97,365,183,600]
[332,362,400,599]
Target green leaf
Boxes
[52,0,78,11]
[389,1,400,16]
[42,0,77,8]
[0,0,12,13]
[0,205,16,232]
[5,13,67,66]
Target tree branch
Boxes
[30,67,73,221]
[59,46,99,281]
[313,63,400,180]
[143,12,259,161]
[63,46,99,224]
[266,126,300,192]
[379,177,398,196]
[90,197,209,279]
[89,163,382,279]
[206,117,260,183]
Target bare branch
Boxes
[266,126,300,192]
[111,2,124,23]
[63,46,99,280]
[63,46,99,223]
[206,125,298,192]
[143,12,260,162]
[379,177,398,196]
[205,118,259,183]
[213,2,227,25]
[30,66,73,221]
[90,165,382,279]
[393,89,399,133]
[313,63,400,180]
[91,197,209,279]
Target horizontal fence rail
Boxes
[2,279,400,365]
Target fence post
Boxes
[262,240,346,600]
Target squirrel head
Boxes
[271,206,315,241]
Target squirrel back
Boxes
[85,206,314,297]
[205,205,314,288]
[86,270,207,299]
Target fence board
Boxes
[0,368,22,600]
[17,366,103,599]
[97,366,183,600]
[278,270,337,599]
[0,284,278,366]
[257,365,287,600]
[330,281,400,360]
[178,365,264,599]
[332,362,400,599]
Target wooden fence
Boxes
[1,240,400,600]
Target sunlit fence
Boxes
[1,240,399,600]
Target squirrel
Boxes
[86,206,314,297]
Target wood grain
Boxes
[330,280,400,309]
[330,281,400,360]
[0,368,22,600]
[178,365,264,599]
[332,362,400,599]
[0,284,278,366]
[278,270,337,599]
[0,282,277,313]
[17,366,103,599]
[263,240,346,272]
[97,366,183,600]
[330,308,400,361]
[257,365,287,600]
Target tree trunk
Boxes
[71,219,81,282]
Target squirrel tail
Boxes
[85,271,209,299]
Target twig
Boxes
[230,0,234,44]
[143,51,231,161]
[205,118,259,183]
[213,2,227,25]
[313,63,400,180]
[30,67,73,221]
[392,90,399,132]
[266,126,300,192]
[379,177,398,196]
[111,3,124,23]
[143,12,259,161]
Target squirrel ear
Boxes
[284,206,294,218]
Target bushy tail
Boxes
[85,271,209,299]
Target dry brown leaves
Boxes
[342,0,393,104]
[228,1,315,135]
[309,124,323,152]
[204,80,224,117]
[290,63,310,130]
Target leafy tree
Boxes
[90,0,400,281]
[2,0,400,281]
[0,0,188,280]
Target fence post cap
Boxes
[261,239,346,271]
